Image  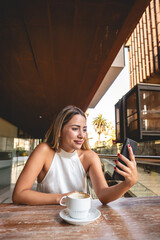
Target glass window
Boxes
[115,106,120,140]
[126,91,138,133]
[140,90,160,132]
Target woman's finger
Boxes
[114,166,127,178]
[115,159,128,172]
[117,153,130,166]
[127,145,136,162]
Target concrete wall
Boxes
[0,118,17,138]
[0,118,17,190]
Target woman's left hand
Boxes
[115,145,138,187]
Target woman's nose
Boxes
[78,129,83,138]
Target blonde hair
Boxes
[45,105,90,151]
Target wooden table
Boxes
[0,197,160,240]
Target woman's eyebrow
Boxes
[70,124,87,128]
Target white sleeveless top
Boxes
[36,148,87,194]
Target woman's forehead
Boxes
[67,114,86,125]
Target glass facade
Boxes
[140,90,160,132]
[115,83,160,142]
[126,91,138,134]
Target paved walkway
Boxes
[136,166,160,195]
[102,159,160,197]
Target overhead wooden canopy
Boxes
[0,0,150,138]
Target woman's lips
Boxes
[74,140,83,145]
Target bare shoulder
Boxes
[77,149,99,172]
[34,142,52,152]
[83,149,98,158]
[80,149,100,164]
[30,142,54,159]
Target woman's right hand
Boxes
[114,145,138,187]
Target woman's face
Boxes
[60,114,87,152]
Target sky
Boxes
[87,47,130,132]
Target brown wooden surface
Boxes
[0,197,160,240]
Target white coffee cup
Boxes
[60,192,91,219]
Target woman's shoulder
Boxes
[79,149,99,162]
[33,142,55,156]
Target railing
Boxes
[98,154,160,165]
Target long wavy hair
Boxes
[45,105,90,151]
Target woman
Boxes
[12,105,138,205]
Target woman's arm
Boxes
[88,145,138,204]
[12,143,66,205]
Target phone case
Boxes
[112,138,137,181]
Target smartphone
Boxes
[112,138,137,181]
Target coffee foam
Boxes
[69,192,89,199]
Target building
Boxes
[127,0,160,86]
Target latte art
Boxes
[69,192,89,199]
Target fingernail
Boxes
[128,144,131,147]
[117,153,120,156]
[114,167,117,170]
[114,160,117,163]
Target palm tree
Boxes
[104,121,116,147]
[92,114,107,146]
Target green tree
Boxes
[92,114,107,146]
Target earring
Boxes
[57,137,60,148]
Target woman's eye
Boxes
[72,128,78,131]
[83,128,87,132]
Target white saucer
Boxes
[59,208,101,225]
